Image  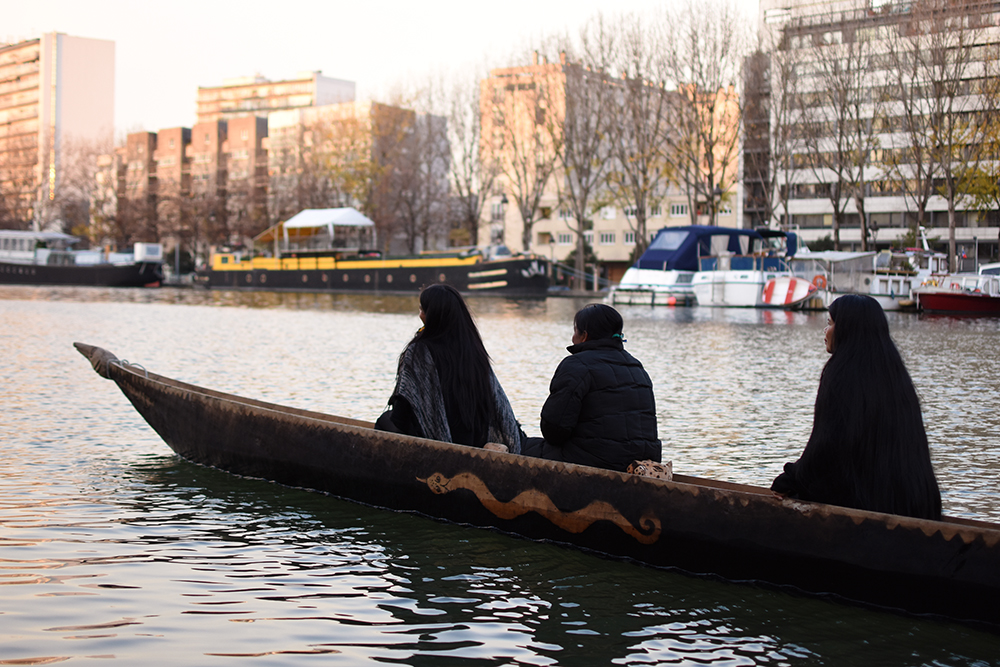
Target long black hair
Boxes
[802,294,941,519]
[404,284,494,434]
[574,304,624,340]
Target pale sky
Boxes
[5,0,760,136]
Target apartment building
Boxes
[480,54,741,285]
[196,72,355,124]
[0,33,114,228]
[755,0,1000,262]
[112,116,268,249]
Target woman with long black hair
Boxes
[771,294,941,520]
[375,284,522,452]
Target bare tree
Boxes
[908,0,994,270]
[743,37,801,231]
[447,67,498,247]
[547,17,618,288]
[392,98,452,254]
[665,0,748,228]
[882,8,942,238]
[602,13,674,259]
[958,40,1000,256]
[0,133,40,229]
[796,19,885,250]
[44,136,114,238]
[482,52,561,253]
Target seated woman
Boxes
[375,284,522,452]
[771,294,941,520]
[524,304,660,471]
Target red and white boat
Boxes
[761,275,817,309]
[914,273,1000,314]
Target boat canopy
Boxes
[254,208,376,250]
[0,230,78,250]
[284,208,374,230]
[635,226,766,271]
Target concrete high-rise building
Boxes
[751,0,1000,264]
[196,72,355,124]
[0,32,115,228]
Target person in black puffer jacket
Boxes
[522,304,661,471]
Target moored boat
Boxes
[0,230,163,288]
[74,341,1000,630]
[198,208,548,296]
[790,248,949,312]
[607,226,721,306]
[914,273,1000,314]
[761,275,817,308]
[690,228,803,308]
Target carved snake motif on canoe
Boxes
[419,472,661,544]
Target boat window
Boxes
[710,234,750,256]
[648,230,689,251]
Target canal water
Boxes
[1,285,999,665]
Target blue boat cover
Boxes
[635,226,767,271]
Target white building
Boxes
[755,0,1000,263]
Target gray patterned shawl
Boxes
[393,343,522,453]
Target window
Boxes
[205,133,211,145]
[491,202,504,222]
[557,233,573,245]
[559,209,571,220]
[599,232,616,245]
[649,205,662,217]
[670,203,688,218]
[241,129,249,141]
[624,231,636,245]
[624,206,637,218]
[584,231,594,245]
[649,230,690,251]
[169,138,175,149]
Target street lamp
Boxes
[712,185,723,226]
[491,193,508,246]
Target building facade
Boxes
[0,33,114,229]
[480,54,742,286]
[196,72,355,124]
[754,0,1000,263]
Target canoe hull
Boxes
[75,343,1000,630]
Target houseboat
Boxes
[198,208,549,297]
[0,230,163,288]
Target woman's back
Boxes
[773,295,941,520]
[381,284,522,452]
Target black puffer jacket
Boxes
[539,337,660,471]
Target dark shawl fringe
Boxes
[394,343,522,453]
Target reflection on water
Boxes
[1,285,999,664]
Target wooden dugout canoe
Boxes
[74,342,1000,630]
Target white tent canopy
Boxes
[276,208,376,251]
[282,208,375,230]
